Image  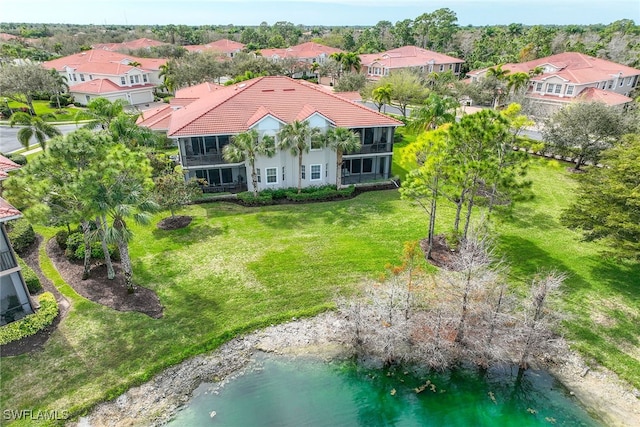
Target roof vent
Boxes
[262,89,275,92]
[283,88,295,92]
[238,83,246,88]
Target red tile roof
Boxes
[467,52,640,85]
[69,79,154,94]
[43,49,166,72]
[184,39,245,53]
[174,82,224,99]
[0,155,21,176]
[577,87,633,106]
[92,38,167,51]
[136,104,174,130]
[260,42,343,60]
[0,198,21,222]
[168,76,402,137]
[360,46,464,69]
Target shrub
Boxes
[0,105,12,119]
[49,93,74,107]
[55,229,69,250]
[65,231,118,261]
[7,153,26,165]
[6,219,35,256]
[16,256,42,294]
[0,292,58,345]
[237,191,273,206]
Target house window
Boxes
[449,64,453,70]
[256,168,261,183]
[80,74,85,81]
[363,158,373,173]
[134,75,139,83]
[536,82,543,91]
[546,84,554,93]
[325,163,328,177]
[143,75,148,83]
[566,85,574,95]
[554,84,562,94]
[301,165,306,179]
[121,77,126,85]
[282,166,285,181]
[310,164,321,181]
[85,95,90,103]
[384,69,389,76]
[130,76,135,84]
[439,64,444,72]
[266,167,277,184]
[72,74,77,81]
[627,77,633,86]
[619,79,624,86]
[89,75,93,80]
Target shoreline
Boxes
[72,312,640,427]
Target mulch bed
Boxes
[45,239,164,319]
[157,215,192,230]
[420,235,456,269]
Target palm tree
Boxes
[159,61,176,93]
[49,69,68,110]
[342,52,362,73]
[75,98,128,130]
[310,62,320,81]
[486,64,511,108]
[277,121,320,194]
[9,112,62,150]
[372,84,392,112]
[528,66,544,77]
[109,114,161,149]
[223,129,276,197]
[326,127,361,188]
[330,52,346,78]
[506,72,530,96]
[408,93,458,134]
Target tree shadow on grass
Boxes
[498,208,557,231]
[588,259,640,302]
[151,221,228,244]
[497,235,592,293]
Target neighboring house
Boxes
[137,82,225,132]
[42,50,167,106]
[153,76,401,192]
[184,39,245,57]
[466,52,640,115]
[260,42,344,79]
[0,156,35,326]
[360,46,464,80]
[92,38,167,52]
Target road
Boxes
[0,123,81,153]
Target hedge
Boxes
[0,292,58,345]
[6,219,35,256]
[16,256,42,294]
[237,185,356,206]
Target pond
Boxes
[166,354,601,426]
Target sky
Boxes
[1,0,639,27]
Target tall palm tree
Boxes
[408,93,458,134]
[277,121,320,194]
[506,72,530,96]
[9,112,62,150]
[75,98,128,130]
[109,113,160,149]
[49,69,68,110]
[159,61,176,93]
[329,52,346,78]
[326,127,361,188]
[486,64,511,108]
[223,129,276,197]
[528,66,544,77]
[310,62,320,81]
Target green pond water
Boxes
[166,354,601,426]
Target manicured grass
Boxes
[6,100,75,122]
[1,156,638,425]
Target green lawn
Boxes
[5,100,76,122]
[1,156,638,425]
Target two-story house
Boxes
[0,156,34,326]
[260,42,344,80]
[92,38,168,52]
[359,46,464,80]
[42,50,167,106]
[466,52,640,115]
[162,76,402,192]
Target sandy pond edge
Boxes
[71,312,639,427]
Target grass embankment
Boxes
[5,100,76,122]
[1,155,638,425]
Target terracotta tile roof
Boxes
[69,79,154,94]
[0,198,21,222]
[333,91,362,102]
[184,39,245,53]
[174,82,224,99]
[360,46,464,69]
[260,42,343,60]
[468,52,640,85]
[0,33,18,41]
[168,76,402,137]
[577,87,633,106]
[43,49,166,72]
[136,104,174,130]
[0,155,21,176]
[93,38,166,51]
